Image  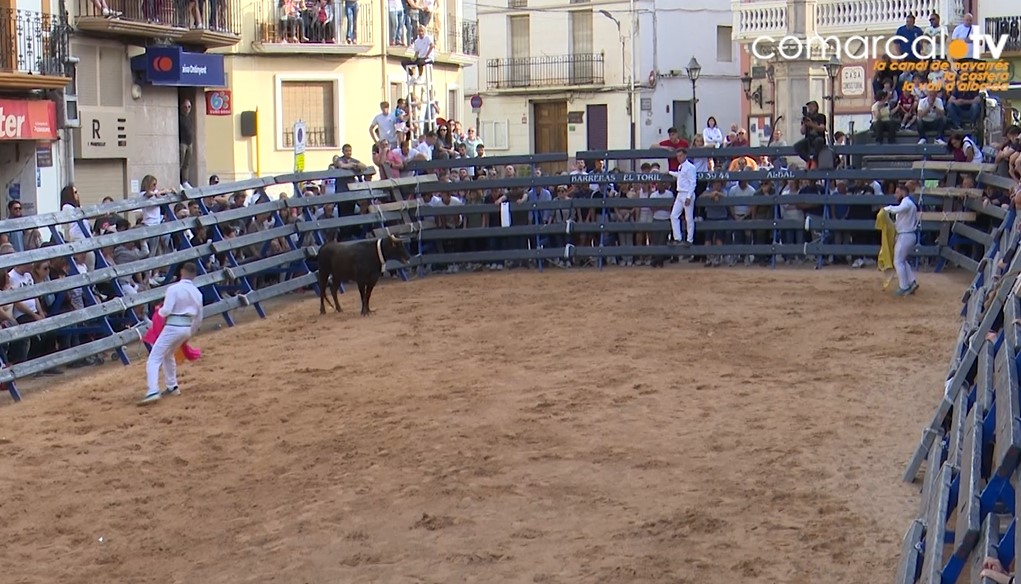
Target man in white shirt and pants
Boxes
[140,262,204,404]
[669,148,697,247]
[883,185,920,296]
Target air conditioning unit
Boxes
[62,94,80,129]
[61,55,81,129]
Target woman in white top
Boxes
[60,184,97,272]
[140,174,171,258]
[883,184,920,296]
[702,116,724,149]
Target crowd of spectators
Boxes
[273,0,439,45]
[2,105,1020,373]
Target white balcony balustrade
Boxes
[732,0,966,41]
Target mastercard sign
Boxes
[205,90,232,116]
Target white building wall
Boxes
[476,0,741,154]
[638,0,742,147]
[978,0,1015,19]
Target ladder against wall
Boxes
[406,61,436,138]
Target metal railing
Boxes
[74,0,242,35]
[0,8,69,77]
[985,16,1021,54]
[255,1,373,45]
[486,53,604,90]
[281,125,336,148]
[421,17,477,55]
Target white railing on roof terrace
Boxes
[733,0,966,41]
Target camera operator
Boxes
[794,101,827,166]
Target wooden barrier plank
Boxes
[947,390,968,469]
[942,248,981,273]
[0,193,184,235]
[368,200,423,213]
[0,328,144,384]
[897,519,926,584]
[240,273,317,306]
[372,218,436,237]
[978,172,1019,191]
[978,345,996,415]
[912,161,998,173]
[965,197,1010,220]
[924,187,985,199]
[210,225,298,254]
[0,243,216,308]
[953,407,983,561]
[344,175,439,191]
[0,298,129,345]
[225,249,308,280]
[919,211,979,222]
[0,217,203,273]
[920,434,947,517]
[994,345,1021,478]
[952,222,994,247]
[197,199,286,227]
[919,462,955,584]
[972,516,1002,584]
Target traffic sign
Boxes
[469,94,483,109]
[293,120,306,172]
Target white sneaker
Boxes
[917,138,927,144]
[137,392,161,405]
[935,138,947,146]
[162,385,180,397]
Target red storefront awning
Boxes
[0,99,58,141]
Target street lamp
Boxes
[598,9,635,151]
[823,55,842,141]
[740,72,764,109]
[686,56,701,132]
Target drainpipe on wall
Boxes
[58,0,75,189]
[380,0,389,100]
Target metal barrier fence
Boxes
[0,144,1015,403]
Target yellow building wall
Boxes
[204,55,466,182]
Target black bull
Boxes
[316,235,412,316]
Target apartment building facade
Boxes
[0,0,71,216]
[472,0,742,157]
[203,0,478,181]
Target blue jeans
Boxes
[404,8,419,44]
[948,102,980,127]
[389,8,404,44]
[344,1,358,41]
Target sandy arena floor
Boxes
[0,267,969,583]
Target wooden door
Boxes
[533,101,567,174]
[585,104,607,151]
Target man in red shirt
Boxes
[651,127,690,171]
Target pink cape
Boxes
[143,305,202,361]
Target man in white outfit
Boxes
[883,185,920,296]
[140,262,204,404]
[669,148,697,247]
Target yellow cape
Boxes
[875,210,896,290]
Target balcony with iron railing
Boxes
[0,8,70,90]
[732,0,966,41]
[985,16,1021,56]
[74,0,242,48]
[389,15,478,63]
[253,1,373,53]
[486,53,604,91]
